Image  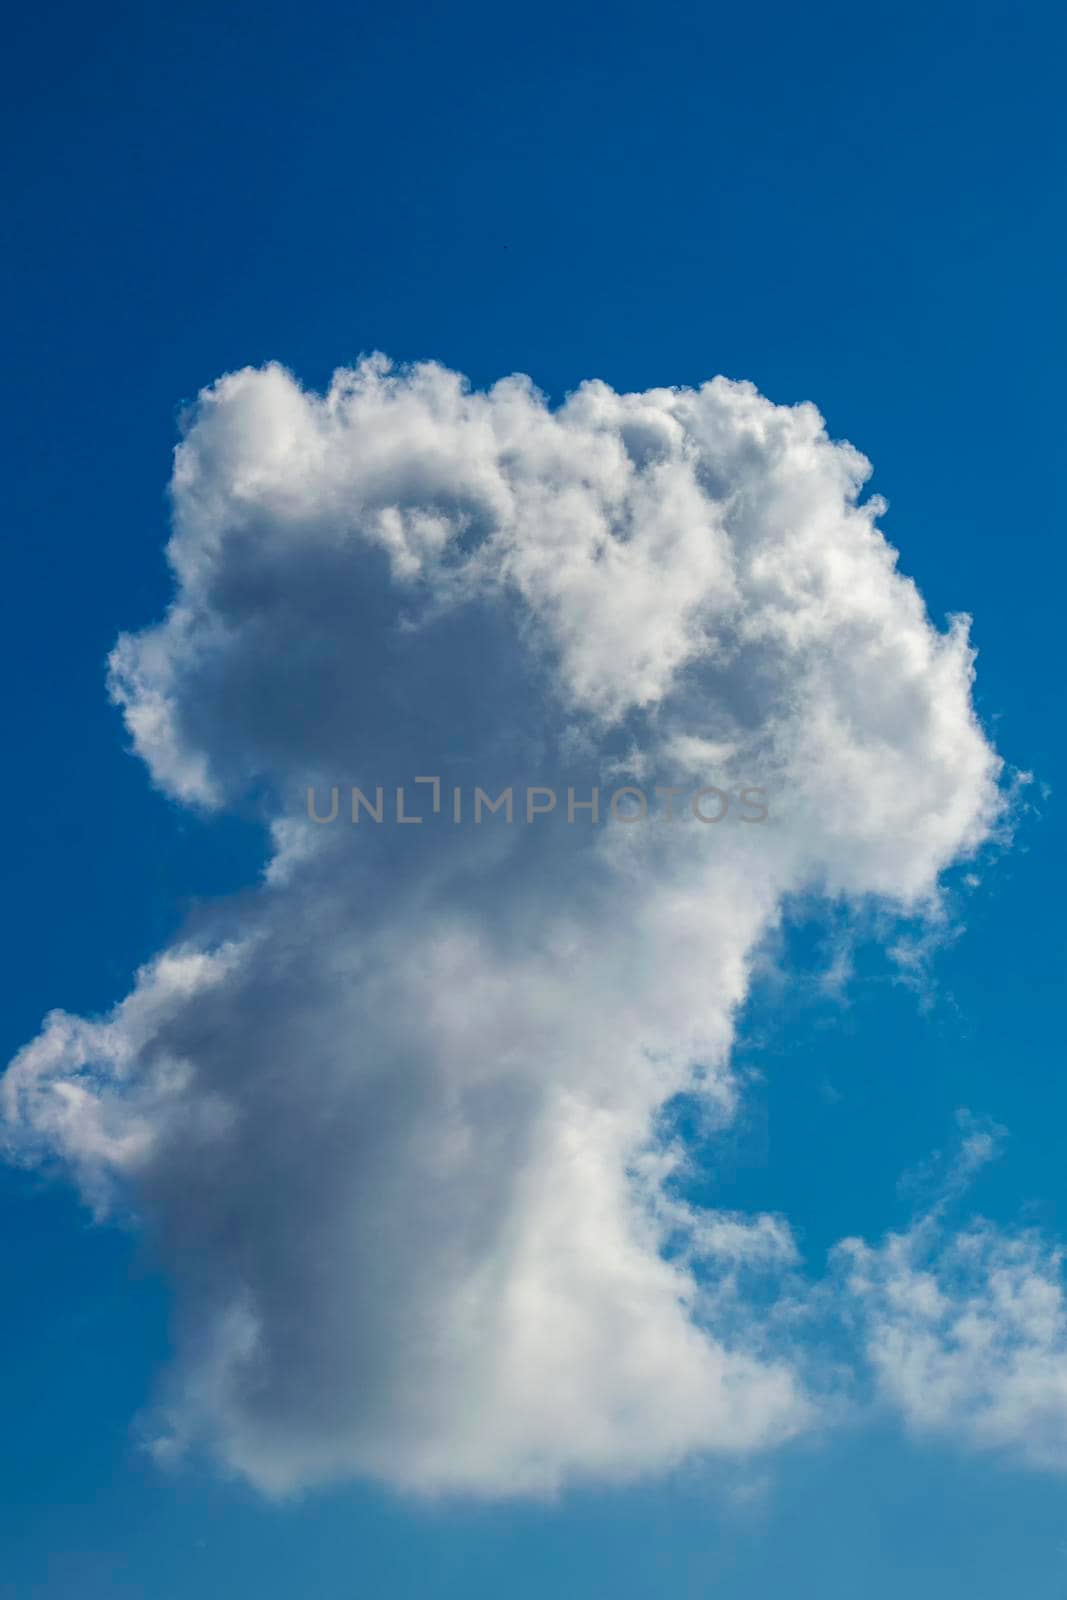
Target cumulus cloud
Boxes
[838,1119,1067,1469]
[2,357,1005,1496]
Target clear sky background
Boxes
[1,1,1065,1594]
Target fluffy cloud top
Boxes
[3,358,1006,1496]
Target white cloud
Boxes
[838,1120,1067,1470]
[2,357,1006,1496]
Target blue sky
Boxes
[2,1,1066,1594]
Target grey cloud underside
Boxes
[2,358,1017,1495]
